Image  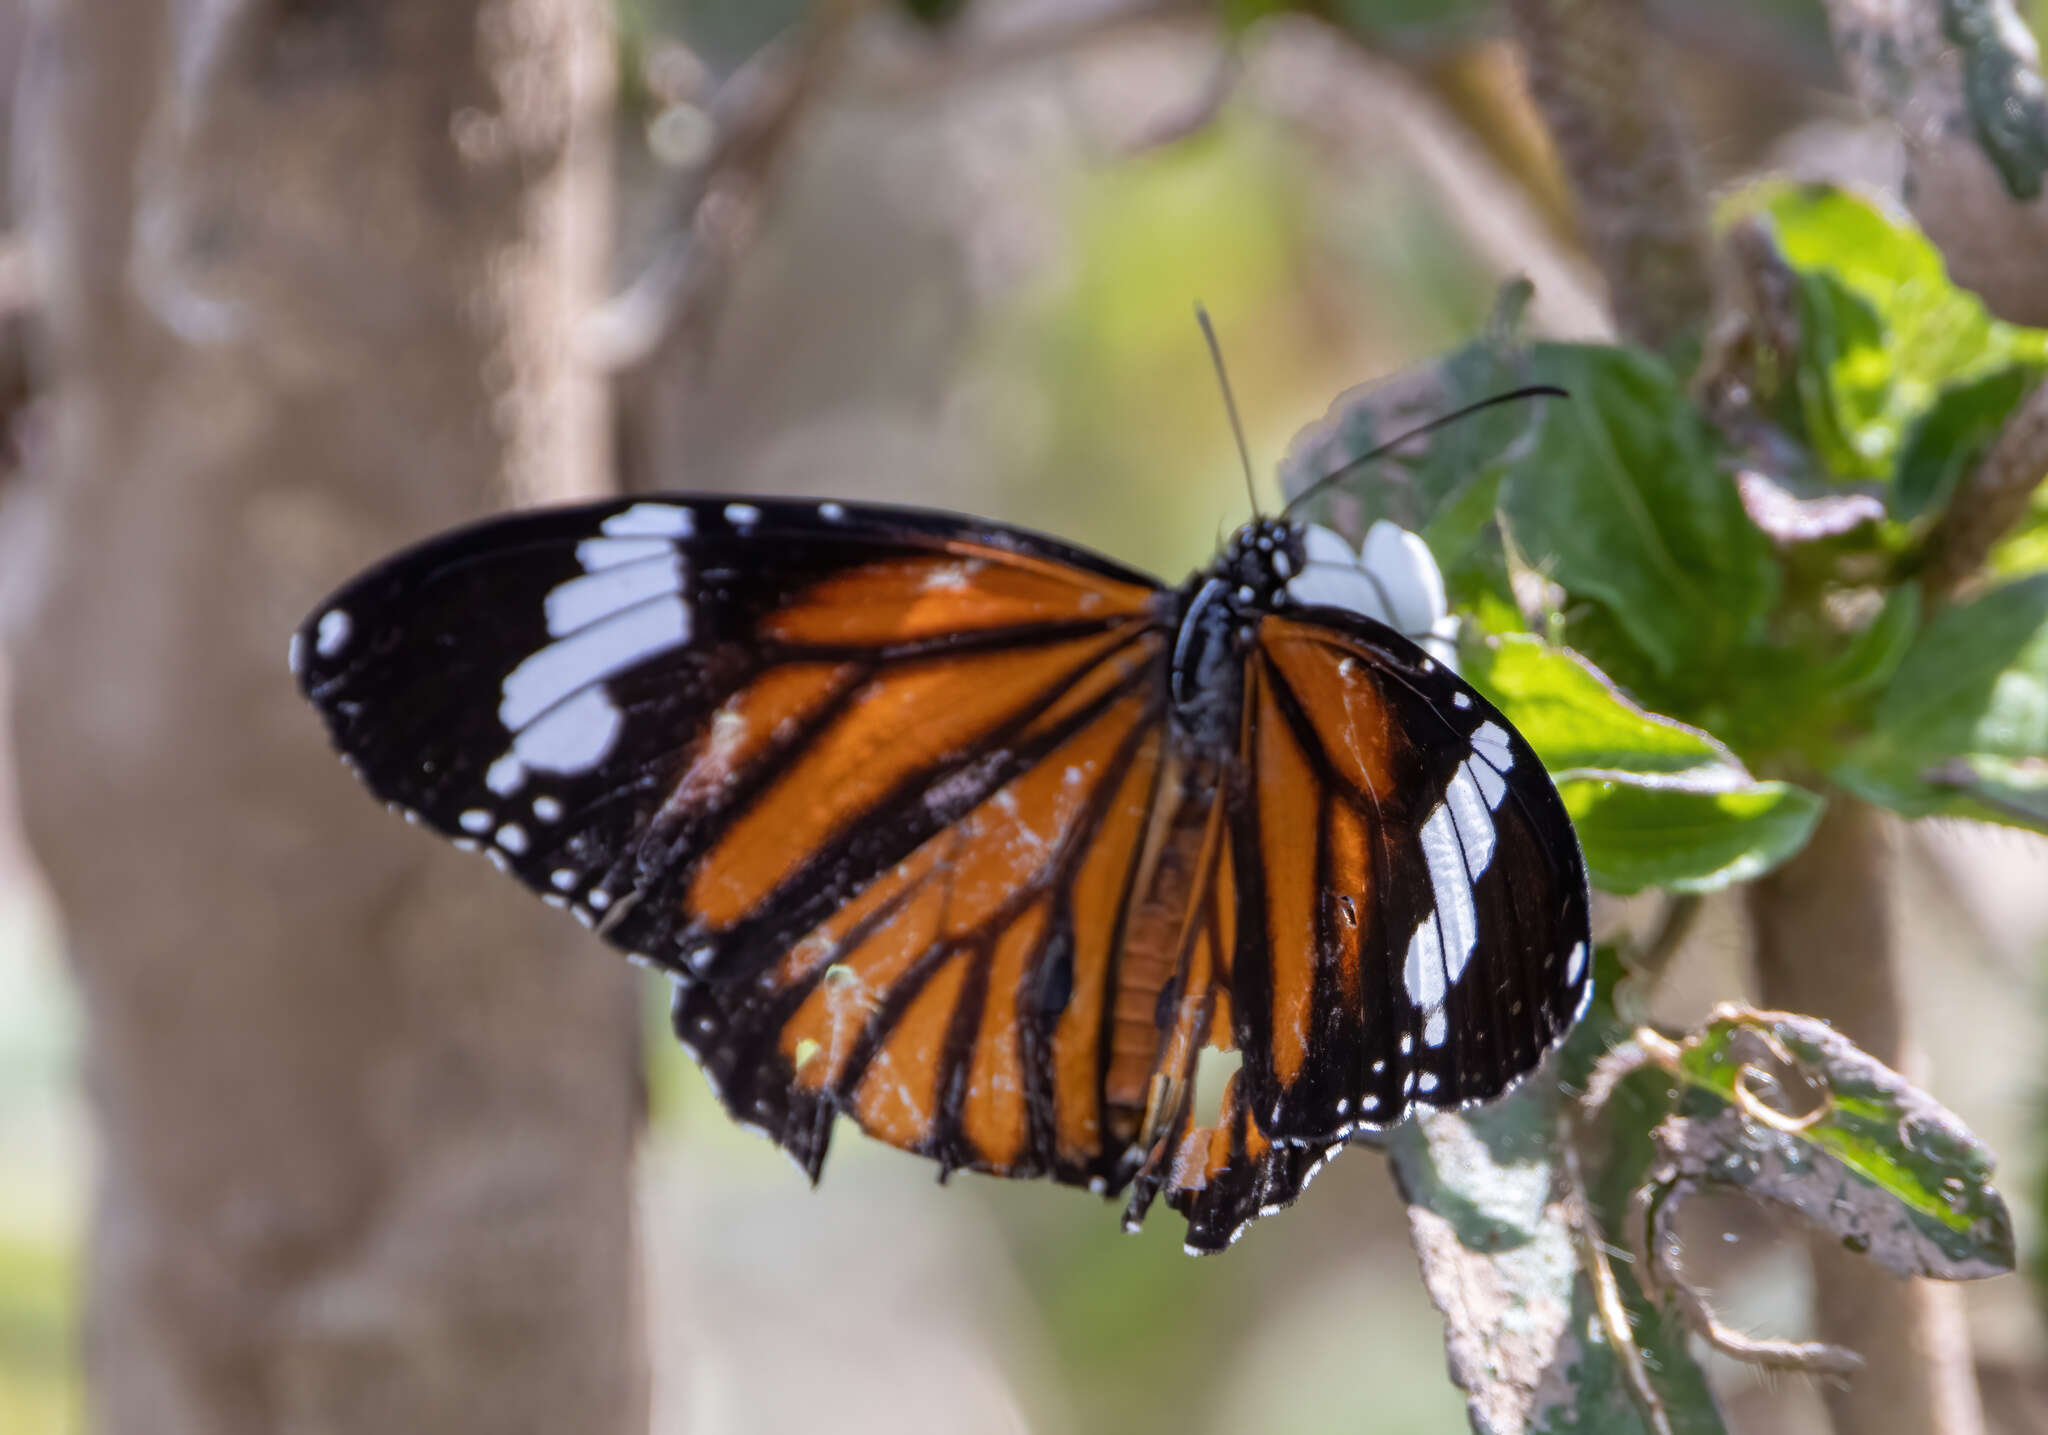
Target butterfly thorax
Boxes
[1168,519,1306,753]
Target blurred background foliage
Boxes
[7,0,2048,1432]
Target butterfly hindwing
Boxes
[1229,611,1591,1143]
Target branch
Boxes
[1501,0,1713,353]
[584,0,876,375]
[1821,0,2048,325]
[1919,374,2048,601]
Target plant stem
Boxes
[1501,0,1713,353]
[1745,798,1985,1435]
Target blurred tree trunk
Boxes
[5,3,644,1433]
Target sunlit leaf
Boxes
[1831,573,2048,829]
[1753,184,2048,478]
[1498,345,1778,680]
[1559,780,1825,895]
[1894,363,2046,520]
[1665,1009,2016,1278]
[1463,635,1747,781]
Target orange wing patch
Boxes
[1250,664,1320,1088]
[765,549,1155,646]
[686,629,1140,930]
[1258,615,1405,801]
[759,679,1164,1174]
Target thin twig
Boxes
[585,0,877,375]
[1558,1100,1676,1435]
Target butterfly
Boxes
[292,485,1591,1252]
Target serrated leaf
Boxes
[1497,345,1779,680]
[1391,952,1726,1435]
[1667,1009,2015,1278]
[1462,635,1749,782]
[1894,362,2046,520]
[1831,573,2048,827]
[1559,779,1825,895]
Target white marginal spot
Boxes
[459,809,493,834]
[316,609,352,658]
[1453,692,1472,710]
[1424,1009,1448,1048]
[544,553,686,638]
[589,889,611,911]
[532,795,563,823]
[1372,1060,1387,1075]
[601,502,695,538]
[287,631,306,676]
[725,502,762,530]
[543,894,568,910]
[1472,720,1512,770]
[551,868,578,892]
[1566,940,1588,983]
[819,501,847,523]
[452,837,481,853]
[499,600,690,730]
[496,824,528,855]
[1418,1072,1440,1094]
[1400,1033,1415,1056]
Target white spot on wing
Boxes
[1418,1072,1439,1094]
[576,536,671,570]
[1566,940,1587,983]
[601,502,694,538]
[544,554,685,637]
[496,824,528,855]
[1419,804,1478,978]
[551,868,578,891]
[316,609,352,658]
[500,600,690,730]
[459,809,493,834]
[1424,1008,1448,1048]
[1445,764,1498,877]
[486,753,527,796]
[725,502,762,529]
[819,502,847,523]
[512,687,623,775]
[1472,721,1512,769]
[532,795,563,823]
[1453,692,1472,710]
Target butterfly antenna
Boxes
[1197,305,1261,517]
[1281,384,1569,520]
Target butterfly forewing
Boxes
[295,495,1190,1187]
[1229,612,1591,1143]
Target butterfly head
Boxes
[1216,518,1307,610]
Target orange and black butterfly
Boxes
[293,489,1590,1251]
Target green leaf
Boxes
[1894,363,2047,520]
[1391,951,1727,1435]
[1755,185,2048,477]
[1943,0,2048,200]
[1790,269,1893,479]
[1559,779,1826,895]
[1498,344,1778,680]
[1463,635,1749,781]
[1831,573,2048,827]
[1668,1009,2016,1277]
